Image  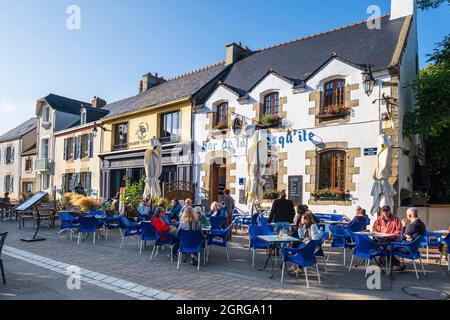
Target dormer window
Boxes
[321,79,347,116]
[81,108,87,125]
[215,102,228,129]
[263,92,279,116]
[42,106,50,123]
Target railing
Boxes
[112,143,128,151]
[159,134,180,144]
[35,158,50,171]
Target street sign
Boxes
[364,148,378,156]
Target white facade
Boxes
[35,102,80,194]
[193,22,418,220]
[53,123,102,198]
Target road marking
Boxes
[3,246,185,300]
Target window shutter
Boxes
[86,172,92,195]
[72,137,76,159]
[3,146,6,164]
[63,139,67,160]
[61,174,66,194]
[10,176,13,193]
[3,176,6,192]
[77,136,82,159]
[11,145,14,163]
[88,134,93,158]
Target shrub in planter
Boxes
[259,114,281,126]
[123,176,145,218]
[215,121,228,131]
[263,189,279,200]
[312,188,346,200]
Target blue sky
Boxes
[0,0,448,135]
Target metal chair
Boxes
[0,232,7,284]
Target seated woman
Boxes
[193,206,209,228]
[137,197,151,219]
[208,202,226,218]
[170,198,182,219]
[151,206,179,259]
[177,207,202,265]
[288,212,322,276]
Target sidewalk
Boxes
[0,221,449,300]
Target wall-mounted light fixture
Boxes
[362,65,376,97]
[91,122,107,138]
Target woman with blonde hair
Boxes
[177,206,202,265]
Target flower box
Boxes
[316,111,350,120]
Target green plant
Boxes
[400,188,412,201]
[259,114,281,126]
[215,121,228,130]
[123,176,145,217]
[263,189,279,200]
[312,188,346,199]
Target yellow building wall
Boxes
[102,100,192,153]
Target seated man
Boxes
[373,205,402,270]
[137,197,151,219]
[391,207,427,271]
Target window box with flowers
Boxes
[263,189,279,200]
[214,120,229,134]
[316,105,350,120]
[311,188,349,201]
[259,114,282,128]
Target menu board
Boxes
[15,192,48,212]
[288,176,303,207]
[239,189,246,204]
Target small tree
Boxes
[123,176,145,217]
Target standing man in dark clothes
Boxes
[223,189,235,241]
[268,190,295,233]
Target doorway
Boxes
[210,158,227,203]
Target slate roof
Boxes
[21,144,37,156]
[0,117,37,143]
[103,62,228,119]
[222,15,407,94]
[42,94,92,115]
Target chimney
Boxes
[139,72,166,93]
[91,96,107,109]
[390,0,415,20]
[225,42,251,65]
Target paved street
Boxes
[0,220,449,300]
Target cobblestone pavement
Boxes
[0,221,449,300]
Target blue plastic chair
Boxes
[348,220,366,232]
[77,216,98,245]
[58,212,79,241]
[315,231,329,272]
[327,225,355,266]
[281,240,321,288]
[87,210,105,217]
[209,215,223,231]
[207,222,235,262]
[104,215,123,240]
[120,217,141,250]
[249,224,272,267]
[150,227,176,262]
[177,230,204,270]
[0,232,7,285]
[348,232,389,275]
[139,221,157,254]
[390,235,426,279]
[420,231,442,261]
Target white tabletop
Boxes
[433,230,449,235]
[354,231,396,238]
[322,220,349,225]
[257,235,301,243]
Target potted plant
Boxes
[215,120,229,133]
[259,114,281,127]
[400,188,412,206]
[123,176,145,219]
[263,189,279,200]
[312,188,347,200]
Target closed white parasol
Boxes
[143,136,162,200]
[245,129,267,212]
[370,134,396,215]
